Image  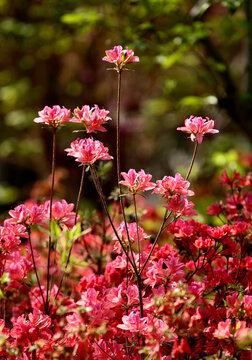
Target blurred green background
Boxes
[0,0,251,220]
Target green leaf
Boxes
[1,272,9,285]
[50,220,62,241]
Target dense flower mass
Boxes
[1,48,251,359]
[34,105,71,129]
[65,137,113,164]
[177,115,219,143]
[70,104,111,133]
[102,45,139,70]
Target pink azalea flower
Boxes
[34,105,71,129]
[44,199,78,228]
[65,137,113,165]
[70,104,111,133]
[0,225,21,252]
[153,173,194,198]
[213,319,232,339]
[177,115,219,143]
[8,204,45,226]
[243,295,252,318]
[103,45,139,71]
[117,311,148,333]
[120,169,156,193]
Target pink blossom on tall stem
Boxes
[65,137,113,165]
[102,45,139,71]
[34,105,71,129]
[177,115,219,143]
[120,169,156,194]
[70,105,111,133]
[153,173,194,198]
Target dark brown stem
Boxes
[133,194,141,271]
[119,194,138,273]
[45,128,57,314]
[115,69,137,271]
[32,349,36,360]
[140,210,172,276]
[94,340,116,360]
[90,165,138,273]
[27,227,46,310]
[49,165,86,314]
[74,165,86,223]
[116,70,122,186]
[136,274,145,360]
[185,141,198,181]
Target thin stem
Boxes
[90,165,138,273]
[133,194,141,271]
[45,128,57,313]
[49,165,86,314]
[140,210,172,276]
[27,227,46,310]
[115,69,138,274]
[185,141,198,181]
[116,70,122,186]
[125,254,130,357]
[94,340,116,360]
[74,165,86,223]
[119,194,138,273]
[32,349,36,360]
[136,274,145,360]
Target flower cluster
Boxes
[177,115,219,143]
[34,105,71,129]
[1,46,251,360]
[65,137,113,165]
[102,45,139,71]
[120,169,156,193]
[70,104,111,133]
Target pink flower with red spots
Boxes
[153,173,194,198]
[34,105,71,129]
[65,137,113,164]
[103,45,139,71]
[120,169,156,193]
[70,105,111,133]
[177,115,219,143]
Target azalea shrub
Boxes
[0,46,251,360]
